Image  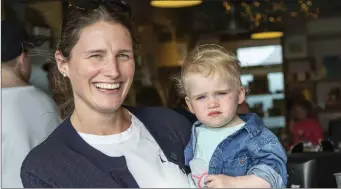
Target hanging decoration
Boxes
[223,0,321,29]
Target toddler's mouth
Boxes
[208,111,221,117]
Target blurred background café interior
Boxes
[2,0,341,187]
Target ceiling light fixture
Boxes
[251,31,283,39]
[150,0,202,8]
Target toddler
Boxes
[176,44,287,188]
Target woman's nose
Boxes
[103,58,120,78]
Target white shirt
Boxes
[189,123,245,188]
[78,113,190,188]
[1,86,61,188]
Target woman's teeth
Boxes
[95,83,120,90]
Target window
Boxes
[237,45,283,67]
[268,72,284,93]
[241,74,254,87]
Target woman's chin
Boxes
[94,101,123,114]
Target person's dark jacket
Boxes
[20,107,192,188]
[172,107,197,125]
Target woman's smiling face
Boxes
[57,21,135,114]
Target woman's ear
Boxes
[238,86,246,104]
[55,51,69,77]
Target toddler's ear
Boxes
[185,96,195,114]
[238,87,246,104]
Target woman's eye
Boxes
[117,54,130,61]
[89,54,103,60]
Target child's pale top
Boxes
[188,122,245,188]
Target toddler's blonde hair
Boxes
[175,44,242,96]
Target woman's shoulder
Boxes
[21,120,71,173]
[128,106,193,142]
[23,128,60,156]
[127,106,186,119]
[128,106,192,127]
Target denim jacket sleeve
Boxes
[248,139,288,188]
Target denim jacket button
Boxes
[239,159,245,166]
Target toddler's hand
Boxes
[205,174,237,188]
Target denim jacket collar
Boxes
[192,113,264,139]
[239,113,264,138]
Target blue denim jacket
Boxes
[184,113,287,188]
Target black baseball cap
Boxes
[1,19,47,62]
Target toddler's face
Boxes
[185,73,245,128]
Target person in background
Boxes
[168,81,197,124]
[237,86,250,114]
[172,97,198,125]
[290,99,323,146]
[20,0,192,187]
[176,44,287,188]
[135,86,163,107]
[42,62,54,90]
[1,19,61,188]
[237,101,250,114]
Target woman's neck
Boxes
[70,104,132,135]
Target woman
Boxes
[135,86,163,107]
[20,0,192,187]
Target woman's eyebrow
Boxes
[117,49,133,54]
[84,49,107,55]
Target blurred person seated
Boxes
[289,140,334,153]
[289,100,323,147]
[167,82,197,124]
[290,142,304,153]
[237,101,251,114]
[237,87,251,114]
[171,97,198,125]
[278,128,291,151]
[135,86,163,107]
[1,19,61,188]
